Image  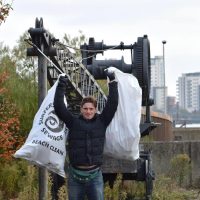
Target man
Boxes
[54,71,118,200]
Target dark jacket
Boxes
[54,81,118,166]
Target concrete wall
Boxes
[173,128,200,141]
[142,141,200,186]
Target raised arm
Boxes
[100,72,118,127]
[54,76,74,129]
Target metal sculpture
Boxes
[26,17,157,200]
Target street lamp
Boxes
[162,40,167,113]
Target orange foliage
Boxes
[0,71,24,160]
[0,2,13,25]
[0,71,9,83]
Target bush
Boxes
[153,175,197,200]
[17,165,38,200]
[104,174,127,200]
[169,154,191,187]
[0,160,28,199]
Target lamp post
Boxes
[162,40,167,113]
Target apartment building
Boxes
[151,56,167,113]
[177,72,200,112]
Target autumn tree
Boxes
[0,68,22,160]
[0,0,13,25]
[0,41,36,160]
[0,30,88,160]
[0,44,22,160]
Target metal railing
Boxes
[47,42,107,113]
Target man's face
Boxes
[80,102,97,120]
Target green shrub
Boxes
[17,164,38,200]
[57,185,68,200]
[122,180,145,199]
[104,174,127,200]
[169,154,191,187]
[0,160,28,199]
[152,175,197,200]
[0,160,196,200]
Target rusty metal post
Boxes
[38,42,48,200]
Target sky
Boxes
[1,0,200,96]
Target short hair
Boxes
[81,96,97,108]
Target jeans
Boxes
[68,169,104,200]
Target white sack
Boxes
[104,67,142,161]
[14,75,68,177]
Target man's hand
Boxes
[58,75,68,88]
[104,69,115,81]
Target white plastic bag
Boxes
[104,67,142,161]
[14,75,68,177]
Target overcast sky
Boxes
[1,0,200,96]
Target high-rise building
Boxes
[150,56,167,113]
[177,72,200,112]
[167,96,176,116]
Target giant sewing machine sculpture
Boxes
[27,18,157,200]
